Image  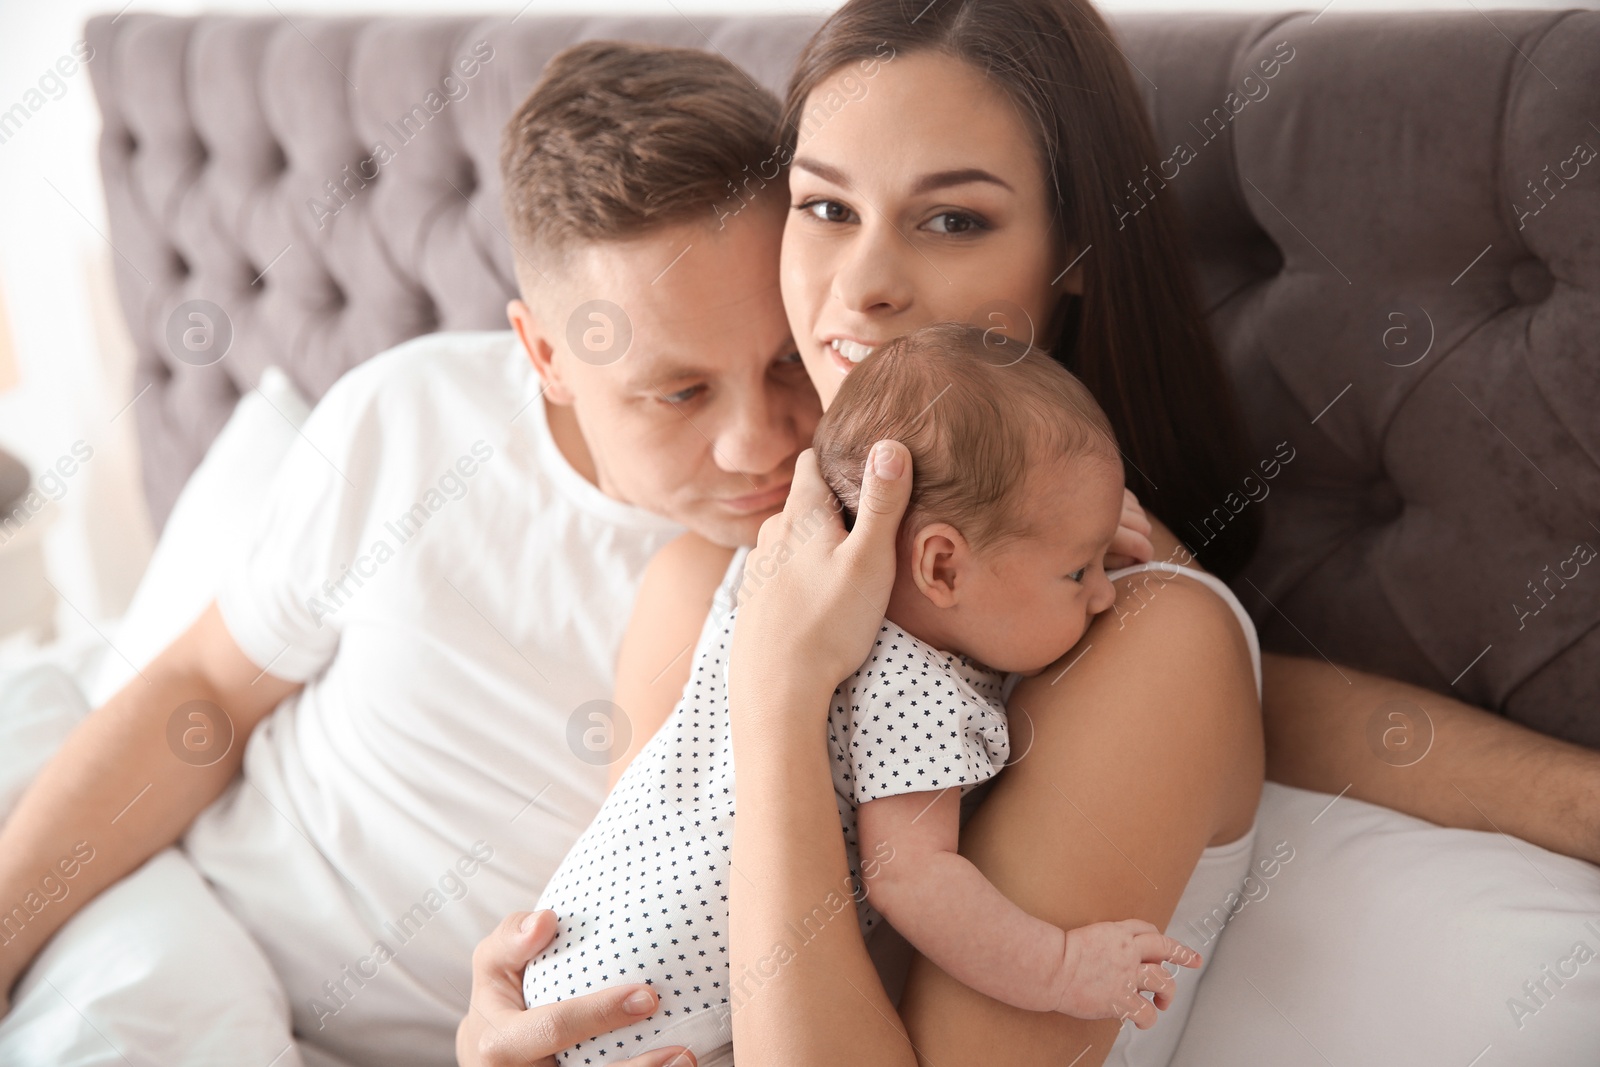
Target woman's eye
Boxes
[925,211,984,235]
[659,385,704,405]
[776,350,803,365]
[799,199,856,224]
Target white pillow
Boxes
[87,368,310,705]
[0,664,89,818]
[1,370,310,1064]
[1173,782,1600,1066]
[1,848,301,1066]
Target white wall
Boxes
[0,0,1592,642]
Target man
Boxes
[0,41,814,1067]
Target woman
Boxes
[712,3,1263,1062]
[459,0,1600,1063]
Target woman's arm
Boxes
[1261,652,1600,866]
[607,533,734,789]
[726,442,920,1067]
[724,449,1257,1065]
[897,569,1264,1064]
[856,789,1196,1022]
[728,689,912,1063]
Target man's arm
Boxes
[1143,507,1600,868]
[607,533,733,791]
[1261,652,1600,866]
[0,602,299,1007]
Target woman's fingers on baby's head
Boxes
[851,440,911,524]
[738,452,843,609]
[777,448,845,537]
[783,448,824,508]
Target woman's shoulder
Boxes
[1010,553,1265,838]
[1111,516,1255,659]
[1018,535,1260,721]
[1102,559,1254,664]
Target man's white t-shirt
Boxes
[186,331,682,1067]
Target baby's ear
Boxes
[908,522,967,608]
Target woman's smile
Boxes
[780,51,1068,410]
[822,336,880,375]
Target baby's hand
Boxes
[1103,488,1155,571]
[1050,919,1201,1029]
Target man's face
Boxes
[515,203,819,547]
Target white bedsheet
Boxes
[0,662,303,1067]
[1173,781,1600,1065]
[3,655,1598,1065]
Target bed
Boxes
[3,6,1596,1064]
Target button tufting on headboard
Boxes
[85,10,1599,746]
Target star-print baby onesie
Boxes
[524,548,1010,1064]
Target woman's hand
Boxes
[456,909,694,1067]
[1102,488,1155,571]
[728,441,913,716]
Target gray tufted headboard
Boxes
[88,9,1599,747]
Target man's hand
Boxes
[1103,488,1155,571]
[457,909,695,1067]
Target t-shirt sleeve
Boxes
[213,372,387,684]
[831,625,1011,805]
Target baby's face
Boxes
[946,454,1124,675]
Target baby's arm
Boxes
[855,788,1201,1026]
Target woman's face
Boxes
[782,50,1076,409]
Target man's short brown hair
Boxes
[499,41,781,288]
[815,324,1120,550]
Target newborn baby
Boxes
[524,323,1199,1065]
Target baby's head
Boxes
[815,324,1124,675]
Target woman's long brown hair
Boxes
[780,0,1262,578]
